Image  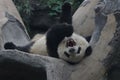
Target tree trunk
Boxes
[0,0,120,80]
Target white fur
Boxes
[30,36,48,56]
[30,33,89,63]
[32,34,44,41]
[58,33,89,63]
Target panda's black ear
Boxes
[84,46,92,57]
[60,2,72,24]
[85,36,91,42]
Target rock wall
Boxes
[0,0,29,49]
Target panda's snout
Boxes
[69,48,75,53]
[69,46,81,53]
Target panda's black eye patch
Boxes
[64,52,70,57]
[66,38,76,47]
[77,47,81,54]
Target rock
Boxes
[0,50,47,80]
[2,13,30,46]
[73,0,99,37]
[0,50,72,80]
[0,0,30,49]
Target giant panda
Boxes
[4,30,91,64]
[4,2,92,64]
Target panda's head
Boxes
[58,33,92,64]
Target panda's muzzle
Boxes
[69,47,81,53]
[69,48,75,53]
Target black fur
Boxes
[4,42,35,53]
[85,36,91,42]
[4,42,16,50]
[60,2,72,24]
[46,23,73,58]
[84,46,92,57]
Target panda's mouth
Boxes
[64,51,76,58]
[66,38,76,47]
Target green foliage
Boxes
[12,0,32,33]
[13,0,84,17]
[72,0,83,12]
[47,0,63,16]
[47,0,83,16]
[12,0,84,31]
[13,0,32,16]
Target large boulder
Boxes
[0,0,30,49]
[0,50,47,80]
[73,0,99,37]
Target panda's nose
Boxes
[69,48,75,53]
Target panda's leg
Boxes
[47,46,59,58]
[46,34,59,58]
[60,2,72,24]
[46,2,73,58]
[46,23,73,58]
[4,42,34,53]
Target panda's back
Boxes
[30,36,48,56]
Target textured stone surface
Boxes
[0,50,47,80]
[73,0,99,37]
[2,13,30,46]
[0,50,72,80]
[0,0,29,49]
